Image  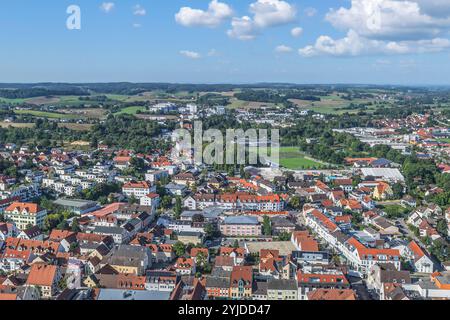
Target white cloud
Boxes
[304,7,317,17]
[228,0,297,41]
[250,0,297,28]
[299,30,450,57]
[326,0,450,41]
[180,50,202,59]
[100,2,115,13]
[275,45,293,53]
[227,16,259,40]
[300,0,450,57]
[175,0,233,28]
[133,4,146,16]
[132,23,142,28]
[291,27,303,37]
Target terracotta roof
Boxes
[5,202,42,214]
[307,289,356,300]
[26,264,58,287]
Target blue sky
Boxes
[0,0,450,84]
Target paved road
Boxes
[348,276,374,301]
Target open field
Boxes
[58,123,94,131]
[0,122,35,128]
[60,108,107,119]
[251,146,326,169]
[14,109,80,119]
[114,106,147,115]
[228,98,281,109]
[289,93,379,114]
[278,147,326,169]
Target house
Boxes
[372,182,394,200]
[165,183,187,196]
[219,247,246,265]
[367,263,411,299]
[229,266,253,299]
[266,278,298,300]
[259,249,291,279]
[4,202,47,230]
[122,181,155,199]
[173,173,196,186]
[0,248,35,272]
[296,267,350,300]
[101,245,151,276]
[17,226,43,241]
[26,264,61,299]
[291,231,319,252]
[270,216,295,235]
[372,216,399,235]
[407,241,435,273]
[175,257,196,275]
[219,216,261,237]
[306,289,357,300]
[205,276,230,299]
[145,270,178,292]
[140,193,160,211]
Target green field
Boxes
[14,109,79,119]
[0,97,28,104]
[278,147,326,169]
[114,106,147,115]
[252,146,326,169]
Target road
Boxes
[348,276,374,300]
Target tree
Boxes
[173,242,186,257]
[174,196,182,219]
[392,183,404,199]
[71,218,80,232]
[289,196,303,210]
[262,216,272,236]
[436,219,448,236]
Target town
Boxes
[0,83,449,301]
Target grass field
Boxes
[251,146,326,169]
[278,147,326,169]
[14,109,80,119]
[0,122,35,128]
[114,106,147,115]
[289,92,379,115]
[58,123,94,131]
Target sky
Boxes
[1,0,450,85]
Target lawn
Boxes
[252,146,326,169]
[278,147,326,169]
[114,106,147,115]
[14,109,80,119]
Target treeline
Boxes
[88,115,172,153]
[234,90,321,104]
[0,88,88,99]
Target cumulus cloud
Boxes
[100,2,115,13]
[133,4,146,16]
[175,0,233,28]
[227,16,259,40]
[180,50,202,59]
[250,0,297,28]
[300,0,450,57]
[299,30,450,57]
[228,0,296,40]
[275,45,293,53]
[291,27,303,37]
